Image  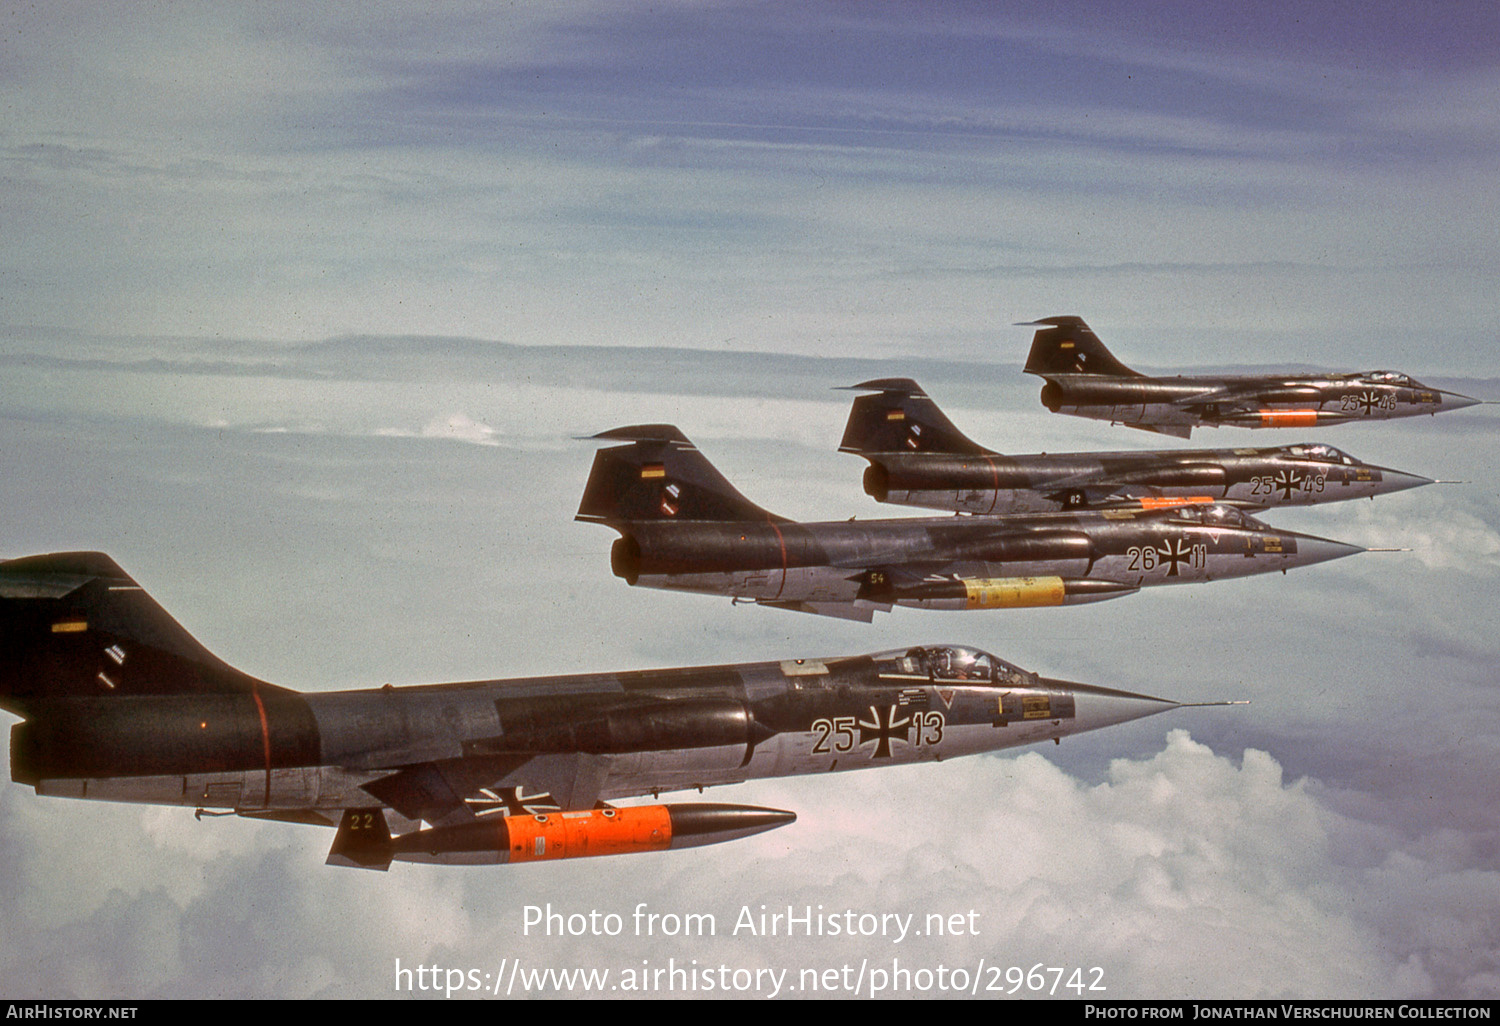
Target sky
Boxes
[1,0,1499,1001]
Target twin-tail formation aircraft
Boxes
[1022,316,1483,438]
[839,378,1436,515]
[0,551,1219,870]
[576,425,1364,621]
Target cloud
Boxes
[419,412,500,446]
[1329,493,1500,574]
[736,732,1491,998]
[5,731,1495,998]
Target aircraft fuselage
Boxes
[606,505,1359,613]
[9,646,1175,819]
[1038,371,1471,436]
[863,444,1428,514]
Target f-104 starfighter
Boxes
[1022,315,1483,438]
[840,377,1434,515]
[0,552,1216,869]
[577,425,1364,621]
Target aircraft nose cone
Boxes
[1041,678,1180,731]
[1293,535,1365,567]
[1375,469,1435,496]
[1439,393,1481,413]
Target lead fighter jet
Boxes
[1,552,1212,869]
[1022,316,1483,437]
[578,425,1364,621]
[841,378,1435,515]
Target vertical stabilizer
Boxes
[838,379,994,457]
[576,426,786,524]
[1021,316,1140,377]
[0,552,275,716]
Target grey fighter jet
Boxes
[577,425,1364,621]
[1023,316,1483,437]
[1,552,1211,869]
[841,378,1434,515]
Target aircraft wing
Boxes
[1129,421,1195,439]
[1044,482,1136,506]
[345,678,759,823]
[357,751,617,824]
[757,600,882,622]
[474,753,614,813]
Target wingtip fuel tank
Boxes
[327,803,798,871]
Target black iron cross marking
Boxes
[858,705,911,759]
[1157,537,1193,577]
[1273,469,1303,500]
[466,787,561,817]
[1356,391,1380,415]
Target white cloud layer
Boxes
[4,731,1496,998]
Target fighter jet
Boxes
[841,378,1435,514]
[577,425,1364,621]
[1,552,1210,869]
[1022,315,1483,437]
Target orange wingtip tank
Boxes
[506,806,672,862]
[1134,496,1216,511]
[1257,409,1320,427]
[333,803,797,869]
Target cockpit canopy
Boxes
[1164,503,1261,530]
[1361,370,1414,386]
[1286,443,1356,465]
[873,645,1032,686]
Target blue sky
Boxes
[1,2,1498,999]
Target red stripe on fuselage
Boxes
[766,519,789,599]
[250,684,271,806]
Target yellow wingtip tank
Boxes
[963,576,1068,609]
